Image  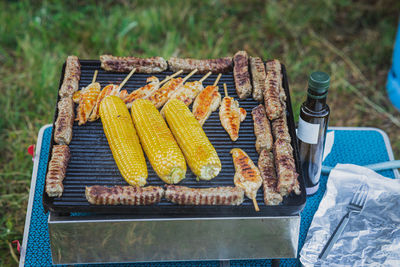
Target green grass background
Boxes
[1,0,399,265]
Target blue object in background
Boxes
[387,23,400,110]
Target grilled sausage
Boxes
[233,51,252,99]
[250,57,266,102]
[258,149,283,205]
[266,60,287,105]
[45,145,70,197]
[165,185,244,206]
[271,115,291,143]
[86,185,164,205]
[273,139,301,196]
[100,54,168,73]
[264,59,285,120]
[168,57,233,74]
[251,104,273,154]
[54,97,74,145]
[59,56,81,98]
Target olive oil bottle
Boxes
[297,71,330,195]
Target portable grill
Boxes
[45,60,306,264]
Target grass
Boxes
[1,0,400,265]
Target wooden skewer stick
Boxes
[159,70,183,85]
[92,70,98,83]
[172,69,198,93]
[181,69,198,84]
[199,71,212,83]
[223,83,228,97]
[213,73,222,86]
[118,68,136,90]
[252,198,260,212]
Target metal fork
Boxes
[319,184,369,260]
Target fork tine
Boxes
[359,186,369,206]
[350,185,362,205]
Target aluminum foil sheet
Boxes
[300,164,400,266]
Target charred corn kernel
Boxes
[164,99,221,180]
[131,99,187,184]
[100,96,148,186]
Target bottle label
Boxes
[297,117,320,144]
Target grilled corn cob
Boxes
[164,99,221,180]
[100,96,148,186]
[131,99,187,184]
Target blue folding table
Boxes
[19,126,399,266]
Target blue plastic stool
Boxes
[387,23,400,110]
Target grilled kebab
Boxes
[54,97,74,145]
[163,71,212,109]
[274,139,301,196]
[168,57,233,74]
[249,56,266,102]
[76,82,101,125]
[219,83,246,141]
[165,185,244,205]
[124,70,183,109]
[148,69,197,109]
[233,51,252,99]
[100,54,167,73]
[86,185,164,205]
[251,104,273,154]
[45,145,70,197]
[258,149,283,205]
[192,74,222,126]
[59,55,81,98]
[231,148,262,211]
[271,115,291,143]
[264,59,285,120]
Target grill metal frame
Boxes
[43,60,306,216]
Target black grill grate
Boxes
[43,60,306,217]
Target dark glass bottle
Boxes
[297,71,330,195]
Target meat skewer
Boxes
[258,149,283,205]
[168,57,233,74]
[124,70,184,109]
[45,145,70,197]
[219,83,246,141]
[76,71,101,125]
[251,104,273,153]
[148,69,198,109]
[165,185,244,206]
[266,59,286,105]
[86,185,164,205]
[192,73,222,126]
[249,56,267,102]
[233,51,252,99]
[160,71,212,116]
[274,139,301,196]
[231,148,263,211]
[54,97,74,144]
[167,71,212,106]
[271,115,291,143]
[88,68,136,121]
[100,54,168,73]
[59,56,81,98]
[264,59,285,120]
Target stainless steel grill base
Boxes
[48,213,300,264]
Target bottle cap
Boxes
[308,71,330,94]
